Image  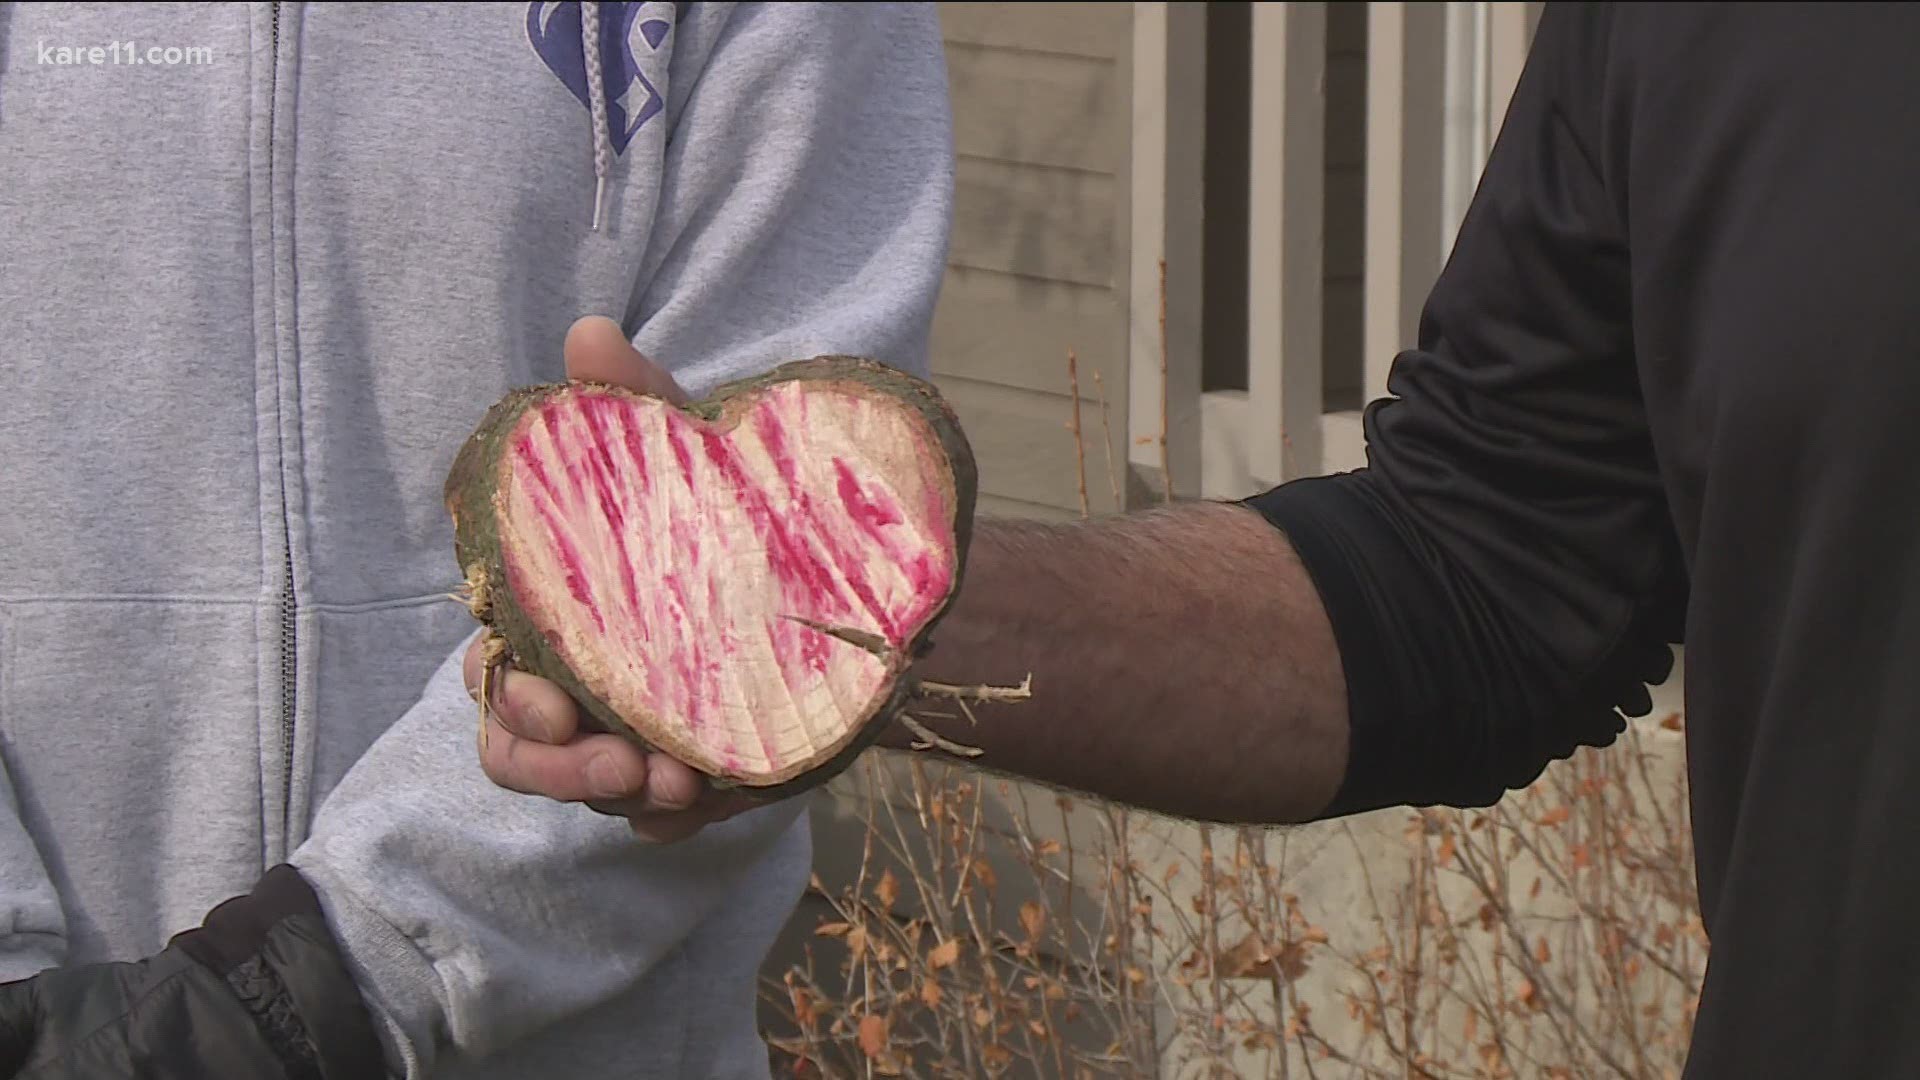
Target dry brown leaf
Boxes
[928,938,960,970]
[857,1012,888,1058]
[920,978,943,1009]
[1212,933,1266,979]
[971,857,997,891]
[874,869,899,913]
[1019,901,1045,940]
[814,921,851,938]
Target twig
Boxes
[1066,348,1091,519]
[1092,370,1122,510]
[915,676,1033,704]
[896,714,984,759]
[1157,256,1174,503]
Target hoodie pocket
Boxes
[0,613,67,979]
[0,597,269,964]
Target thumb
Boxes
[563,316,689,405]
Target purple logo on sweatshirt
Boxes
[526,2,672,155]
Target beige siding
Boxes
[940,0,1131,59]
[947,159,1118,287]
[929,1,1134,521]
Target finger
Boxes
[578,753,705,818]
[480,725,652,803]
[633,753,706,813]
[624,791,760,844]
[461,642,580,745]
[562,315,688,404]
[627,811,724,845]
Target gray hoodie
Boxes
[0,2,953,1076]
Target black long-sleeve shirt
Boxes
[1248,4,1920,1075]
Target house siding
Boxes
[930,2,1136,522]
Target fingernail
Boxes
[659,774,702,811]
[588,753,630,799]
[522,700,555,742]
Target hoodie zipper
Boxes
[268,0,297,852]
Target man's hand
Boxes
[467,316,759,843]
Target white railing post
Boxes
[1361,1,1448,406]
[1244,2,1327,487]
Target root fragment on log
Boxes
[914,674,1034,704]
[475,629,512,754]
[892,672,1034,760]
[896,713,985,758]
[456,561,515,754]
[776,615,893,659]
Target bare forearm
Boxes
[892,500,1350,824]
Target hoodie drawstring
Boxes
[580,2,611,231]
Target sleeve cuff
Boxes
[1242,472,1508,818]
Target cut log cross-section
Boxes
[446,357,988,795]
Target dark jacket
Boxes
[0,866,383,1079]
[1250,3,1920,1076]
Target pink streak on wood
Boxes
[704,573,746,765]
[752,405,801,491]
[799,455,922,644]
[560,405,668,713]
[813,410,953,634]
[660,571,691,726]
[687,423,800,769]
[794,487,899,643]
[513,435,604,631]
[661,569,714,736]
[834,458,904,540]
[907,552,941,597]
[798,627,830,675]
[692,424,841,616]
[667,421,695,484]
[573,400,646,639]
[752,401,851,689]
[612,397,652,495]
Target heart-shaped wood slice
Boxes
[446,357,977,794]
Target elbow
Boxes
[1245,471,1682,823]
